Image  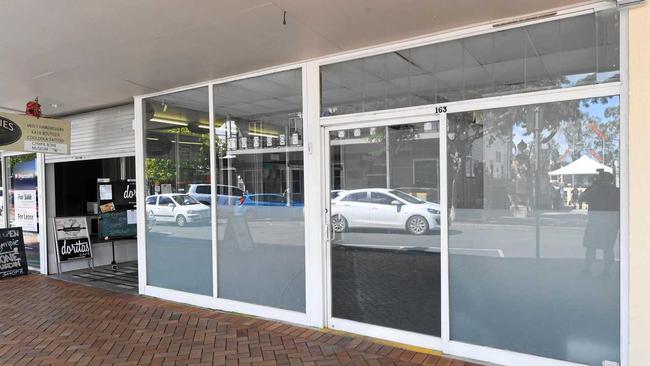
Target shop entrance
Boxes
[324,114,445,349]
[47,157,138,293]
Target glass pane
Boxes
[143,87,213,295]
[6,154,39,268]
[329,121,441,336]
[321,10,619,116]
[214,69,305,312]
[448,96,620,365]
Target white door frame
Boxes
[318,80,623,366]
[322,111,447,351]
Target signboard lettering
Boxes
[53,217,93,263]
[0,113,70,155]
[0,228,28,279]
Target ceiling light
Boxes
[197,124,210,129]
[146,137,159,141]
[249,131,278,139]
[150,117,188,126]
[171,140,203,145]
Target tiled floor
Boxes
[55,261,139,294]
[0,275,486,366]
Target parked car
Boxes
[187,184,244,206]
[237,193,303,220]
[145,194,210,227]
[330,188,440,235]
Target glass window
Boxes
[390,190,424,204]
[342,192,368,202]
[370,192,393,205]
[143,87,213,296]
[448,96,621,365]
[195,185,210,194]
[146,196,157,205]
[6,154,39,269]
[329,122,441,336]
[213,69,305,312]
[172,195,199,205]
[158,196,172,205]
[321,10,619,116]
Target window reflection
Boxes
[143,87,213,295]
[213,69,306,312]
[6,154,39,269]
[329,122,441,336]
[321,10,619,116]
[448,96,620,365]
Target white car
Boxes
[330,188,441,235]
[145,194,210,227]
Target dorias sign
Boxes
[0,112,70,154]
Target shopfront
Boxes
[0,105,139,290]
[134,3,627,366]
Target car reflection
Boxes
[331,188,441,235]
[145,193,210,227]
[236,193,303,221]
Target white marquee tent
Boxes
[548,155,613,176]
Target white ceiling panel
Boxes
[0,0,599,115]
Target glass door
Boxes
[5,153,41,270]
[325,116,444,347]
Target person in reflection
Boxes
[571,186,581,209]
[580,170,620,278]
[551,183,563,211]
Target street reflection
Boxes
[448,97,621,366]
[329,122,441,336]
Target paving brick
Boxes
[0,276,485,366]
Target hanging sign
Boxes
[53,217,92,262]
[0,227,28,279]
[0,112,70,154]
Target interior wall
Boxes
[628,4,650,366]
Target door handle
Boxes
[325,223,332,241]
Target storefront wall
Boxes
[627,3,649,366]
[134,2,631,365]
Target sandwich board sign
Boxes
[0,112,70,155]
[53,217,93,274]
[0,227,28,279]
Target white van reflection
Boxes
[331,188,440,235]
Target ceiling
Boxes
[0,0,602,116]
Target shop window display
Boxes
[143,87,213,295]
[213,69,306,312]
[448,96,621,365]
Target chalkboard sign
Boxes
[53,217,93,262]
[0,227,28,279]
[99,210,137,239]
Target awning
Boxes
[548,155,613,176]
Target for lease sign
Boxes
[0,112,70,155]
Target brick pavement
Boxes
[0,275,485,366]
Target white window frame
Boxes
[132,2,629,365]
